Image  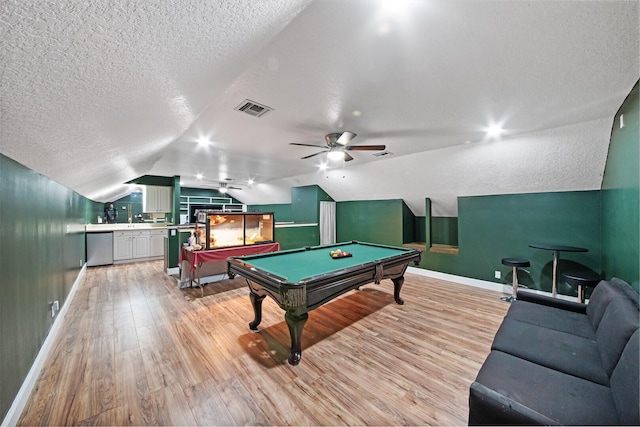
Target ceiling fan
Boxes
[290,131,385,162]
[197,177,244,193]
[216,182,242,193]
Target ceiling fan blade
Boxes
[228,186,242,190]
[301,150,328,159]
[345,144,386,151]
[336,131,357,145]
[344,152,354,162]
[290,143,328,148]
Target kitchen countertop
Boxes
[86,223,171,232]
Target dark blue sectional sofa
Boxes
[469,277,640,425]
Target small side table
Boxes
[562,271,602,303]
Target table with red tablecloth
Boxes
[179,242,281,295]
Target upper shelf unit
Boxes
[179,195,246,224]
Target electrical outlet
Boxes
[80,259,83,267]
[495,270,501,279]
[620,114,625,128]
[49,300,60,317]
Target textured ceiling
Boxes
[1,0,638,216]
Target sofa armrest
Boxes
[516,290,587,314]
[469,382,561,426]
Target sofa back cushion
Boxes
[587,278,631,329]
[610,329,640,425]
[595,296,639,376]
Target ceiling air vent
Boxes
[373,151,393,157]
[235,99,273,118]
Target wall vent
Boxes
[373,151,393,157]
[235,100,273,118]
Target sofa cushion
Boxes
[517,290,587,313]
[610,330,640,425]
[471,350,619,425]
[587,278,626,330]
[505,300,595,339]
[491,318,608,385]
[595,296,639,376]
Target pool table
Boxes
[227,240,422,365]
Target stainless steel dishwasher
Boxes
[86,232,114,266]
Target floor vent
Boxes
[373,151,393,157]
[235,100,273,118]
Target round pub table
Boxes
[529,243,588,297]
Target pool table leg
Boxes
[392,276,405,305]
[285,311,308,366]
[248,292,266,330]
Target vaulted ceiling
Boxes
[2,0,638,216]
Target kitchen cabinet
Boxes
[149,229,165,257]
[132,231,149,258]
[143,185,172,213]
[114,231,134,260]
[113,230,163,262]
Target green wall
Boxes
[250,185,330,249]
[402,202,416,244]
[0,154,87,421]
[336,199,415,246]
[415,216,426,243]
[601,81,639,290]
[291,185,333,223]
[431,217,459,246]
[421,191,602,296]
[275,226,320,250]
[168,176,182,269]
[248,203,293,222]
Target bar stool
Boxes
[562,271,602,303]
[501,258,530,302]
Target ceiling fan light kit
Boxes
[327,150,346,161]
[291,131,386,162]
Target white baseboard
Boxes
[407,266,508,293]
[407,266,577,302]
[2,264,87,427]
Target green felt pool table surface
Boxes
[235,241,414,283]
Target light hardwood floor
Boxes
[18,261,508,426]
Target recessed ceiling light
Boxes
[196,137,211,146]
[247,179,255,185]
[319,163,328,171]
[196,173,203,180]
[352,110,362,117]
[485,124,504,139]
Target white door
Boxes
[320,201,336,245]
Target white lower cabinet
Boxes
[132,231,150,258]
[149,229,166,257]
[114,231,133,260]
[113,229,164,262]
